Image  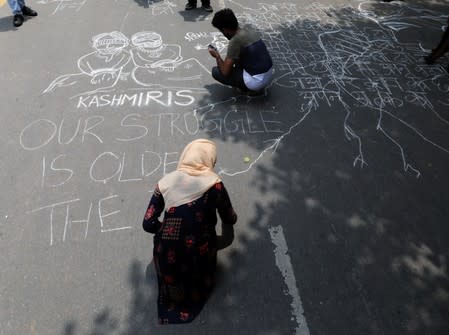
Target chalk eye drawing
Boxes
[36,0,87,15]
[43,31,212,97]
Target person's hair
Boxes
[212,8,238,31]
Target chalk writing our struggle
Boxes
[20,110,283,152]
[19,109,283,186]
[20,88,283,246]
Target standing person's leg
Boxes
[185,0,197,10]
[7,0,22,14]
[8,0,37,27]
[432,27,449,59]
[201,0,213,12]
[425,17,449,64]
[212,65,247,90]
[21,0,38,17]
[434,25,449,50]
[8,0,24,27]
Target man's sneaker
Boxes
[185,3,196,10]
[202,4,213,12]
[13,14,24,27]
[21,6,38,16]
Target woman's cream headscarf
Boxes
[158,139,221,208]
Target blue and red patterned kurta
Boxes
[143,182,237,324]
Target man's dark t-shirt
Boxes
[226,28,273,90]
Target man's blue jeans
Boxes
[8,0,26,15]
[212,65,247,91]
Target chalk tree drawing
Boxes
[43,31,212,97]
[36,0,87,15]
[216,0,449,177]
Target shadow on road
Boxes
[60,1,449,334]
[0,15,18,33]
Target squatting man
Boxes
[208,8,274,94]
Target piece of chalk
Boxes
[243,157,251,163]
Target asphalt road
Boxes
[1,0,449,334]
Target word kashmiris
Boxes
[75,89,195,109]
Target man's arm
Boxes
[209,48,234,76]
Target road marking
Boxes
[269,225,310,335]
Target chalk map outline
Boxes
[219,0,449,178]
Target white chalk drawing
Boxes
[25,195,132,246]
[269,225,310,335]
[357,1,447,33]
[131,31,182,71]
[43,31,130,96]
[43,31,212,97]
[25,1,449,246]
[219,0,449,178]
[148,0,177,16]
[36,0,87,15]
[184,32,229,52]
[127,0,177,15]
[130,31,210,86]
[0,214,8,225]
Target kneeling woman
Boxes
[143,139,237,324]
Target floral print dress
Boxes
[143,182,237,324]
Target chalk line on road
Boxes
[269,225,310,335]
